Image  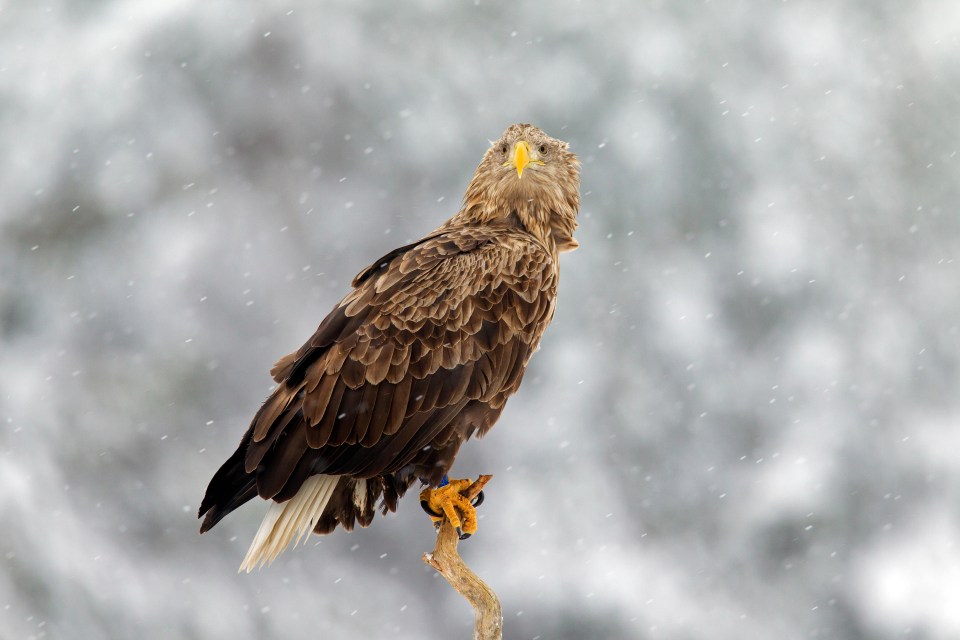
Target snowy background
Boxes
[2,1,959,638]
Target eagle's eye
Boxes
[500,144,509,154]
[538,145,547,154]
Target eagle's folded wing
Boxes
[242,227,556,503]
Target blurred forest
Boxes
[2,1,959,639]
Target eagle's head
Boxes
[460,124,580,253]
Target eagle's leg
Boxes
[420,476,487,540]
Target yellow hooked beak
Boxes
[512,140,531,178]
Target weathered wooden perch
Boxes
[422,474,502,640]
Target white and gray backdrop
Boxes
[2,1,958,638]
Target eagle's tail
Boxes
[239,474,340,573]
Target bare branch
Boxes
[422,475,502,640]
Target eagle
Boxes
[198,123,581,572]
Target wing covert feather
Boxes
[243,226,557,496]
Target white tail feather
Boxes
[239,474,340,573]
[353,478,368,512]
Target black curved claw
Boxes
[456,527,471,540]
[420,500,442,518]
[471,490,484,508]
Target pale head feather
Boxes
[449,124,580,253]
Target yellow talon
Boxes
[419,477,486,539]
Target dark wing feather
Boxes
[256,420,309,499]
[197,428,257,532]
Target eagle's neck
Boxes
[454,194,573,253]
[447,159,579,254]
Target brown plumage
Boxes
[198,123,580,570]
